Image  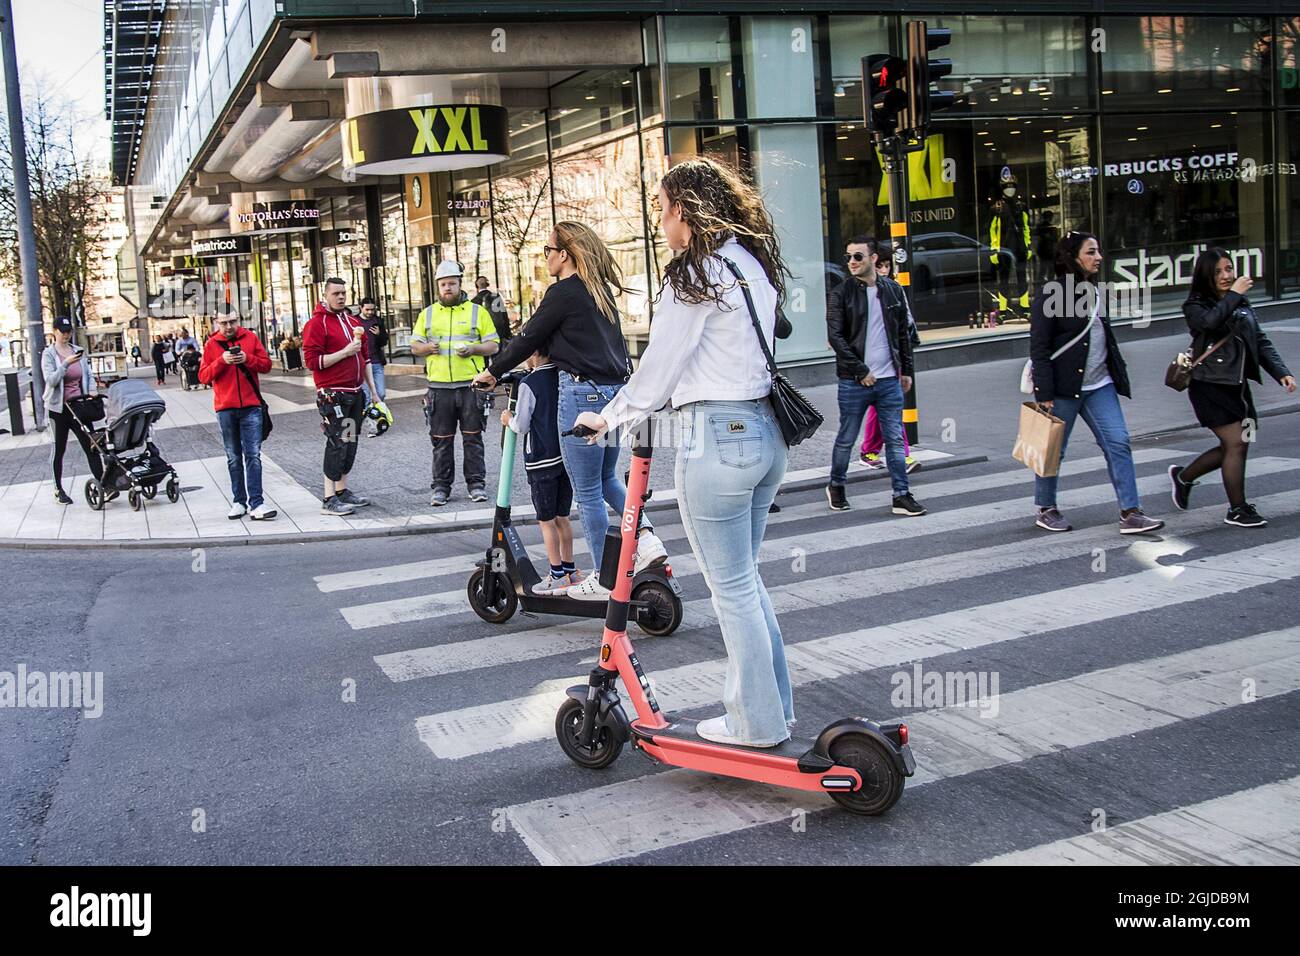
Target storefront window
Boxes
[552,133,653,335]
[551,70,638,149]
[823,16,893,119]
[741,17,817,120]
[1099,16,1270,110]
[929,15,1093,114]
[1279,112,1300,296]
[1280,18,1300,109]
[663,17,737,123]
[829,115,1095,341]
[1101,111,1269,315]
[379,188,418,330]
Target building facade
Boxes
[106,2,1300,368]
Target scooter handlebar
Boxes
[562,424,597,438]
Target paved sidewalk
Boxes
[2,319,1296,546]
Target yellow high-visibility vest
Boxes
[412,300,498,383]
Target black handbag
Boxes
[721,257,824,447]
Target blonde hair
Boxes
[553,220,624,323]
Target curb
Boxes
[0,452,990,551]
[1131,402,1299,443]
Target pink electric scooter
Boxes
[555,420,914,814]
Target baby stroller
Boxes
[69,379,180,511]
[179,351,202,390]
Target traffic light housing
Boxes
[862,53,908,138]
[905,21,955,141]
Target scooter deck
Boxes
[632,717,816,760]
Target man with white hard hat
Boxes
[410,260,500,507]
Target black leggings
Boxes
[49,407,104,490]
[1182,422,1250,508]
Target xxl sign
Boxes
[342,104,510,176]
[1110,243,1263,290]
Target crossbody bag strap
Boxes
[1190,330,1232,369]
[1050,312,1094,361]
[219,338,267,403]
[720,256,778,381]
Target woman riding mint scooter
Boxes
[471,221,668,598]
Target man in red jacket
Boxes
[301,277,379,516]
[199,308,277,520]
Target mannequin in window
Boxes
[988,174,1032,320]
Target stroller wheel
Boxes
[85,480,104,511]
[143,484,158,500]
[165,477,180,503]
[128,489,143,511]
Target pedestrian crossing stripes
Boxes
[373,487,1300,682]
[501,626,1300,866]
[412,534,1300,761]
[972,775,1300,865]
[337,454,1296,630]
[312,447,1185,594]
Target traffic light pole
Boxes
[881,136,919,446]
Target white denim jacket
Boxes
[600,238,776,436]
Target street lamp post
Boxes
[0,0,47,428]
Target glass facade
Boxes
[128,9,1300,369]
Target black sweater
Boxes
[488,275,629,384]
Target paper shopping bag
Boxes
[1011,402,1065,477]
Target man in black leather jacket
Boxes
[824,235,924,517]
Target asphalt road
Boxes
[3,410,1300,865]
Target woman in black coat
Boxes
[1169,248,1295,528]
[1028,231,1163,535]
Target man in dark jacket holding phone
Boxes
[824,234,925,517]
[199,308,276,521]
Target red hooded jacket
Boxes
[198,326,272,412]
[302,302,370,390]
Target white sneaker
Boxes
[249,504,278,521]
[227,503,247,519]
[696,715,785,749]
[566,575,611,601]
[633,530,668,575]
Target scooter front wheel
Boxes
[467,566,517,624]
[634,580,683,636]
[555,698,623,769]
[827,733,905,816]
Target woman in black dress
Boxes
[1171,249,1296,528]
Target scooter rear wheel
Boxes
[827,733,905,816]
[467,566,517,624]
[555,698,623,769]
[633,580,683,636]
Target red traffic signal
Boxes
[862,54,909,138]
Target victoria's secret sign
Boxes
[230,198,320,234]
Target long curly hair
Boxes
[553,220,625,323]
[658,157,791,308]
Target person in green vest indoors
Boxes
[411,260,500,507]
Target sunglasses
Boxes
[844,252,872,263]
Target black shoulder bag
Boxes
[721,257,823,447]
[219,339,274,440]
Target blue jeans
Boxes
[676,399,791,744]
[361,363,386,404]
[217,406,264,508]
[558,372,642,571]
[830,376,908,496]
[1034,383,1140,511]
